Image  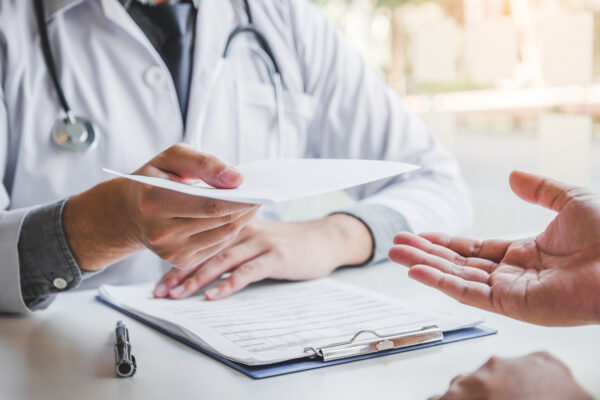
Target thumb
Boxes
[509,170,577,212]
[150,144,243,189]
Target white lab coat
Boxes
[0,0,471,313]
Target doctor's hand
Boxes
[63,144,258,272]
[153,215,373,299]
[389,170,600,326]
[431,352,592,400]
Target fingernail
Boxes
[205,287,219,299]
[217,166,242,186]
[154,283,168,297]
[169,285,186,298]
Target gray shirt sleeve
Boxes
[332,204,411,266]
[17,199,83,309]
[16,200,408,309]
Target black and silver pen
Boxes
[114,321,137,378]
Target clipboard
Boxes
[98,296,497,379]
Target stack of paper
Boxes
[98,279,482,366]
[104,159,420,205]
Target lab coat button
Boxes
[53,277,68,290]
[144,66,165,88]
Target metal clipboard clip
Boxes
[303,325,443,362]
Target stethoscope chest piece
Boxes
[52,115,98,152]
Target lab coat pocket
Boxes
[236,81,315,162]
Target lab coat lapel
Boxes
[98,0,151,49]
[98,0,184,136]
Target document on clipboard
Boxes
[98,278,492,375]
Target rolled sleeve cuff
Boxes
[332,204,412,266]
[18,199,83,310]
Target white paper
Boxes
[99,279,481,366]
[103,159,420,205]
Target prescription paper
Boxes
[98,279,482,366]
[103,159,420,204]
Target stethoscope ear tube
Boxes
[273,73,286,159]
[191,58,226,150]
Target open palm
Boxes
[390,171,600,326]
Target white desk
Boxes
[1,262,599,400]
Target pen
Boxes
[114,320,137,377]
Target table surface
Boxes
[1,262,599,400]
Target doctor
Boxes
[0,0,471,314]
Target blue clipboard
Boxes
[98,296,497,379]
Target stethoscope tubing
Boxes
[33,0,75,124]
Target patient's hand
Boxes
[153,215,373,300]
[431,353,592,400]
[390,170,600,326]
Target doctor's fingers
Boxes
[153,240,228,298]
[163,239,267,299]
[150,209,257,269]
[137,184,257,219]
[393,233,498,273]
[146,207,258,243]
[206,253,278,300]
[142,207,257,253]
[389,245,492,283]
[149,143,244,189]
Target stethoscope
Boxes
[34,0,285,158]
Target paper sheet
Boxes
[103,159,420,204]
[99,279,481,366]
